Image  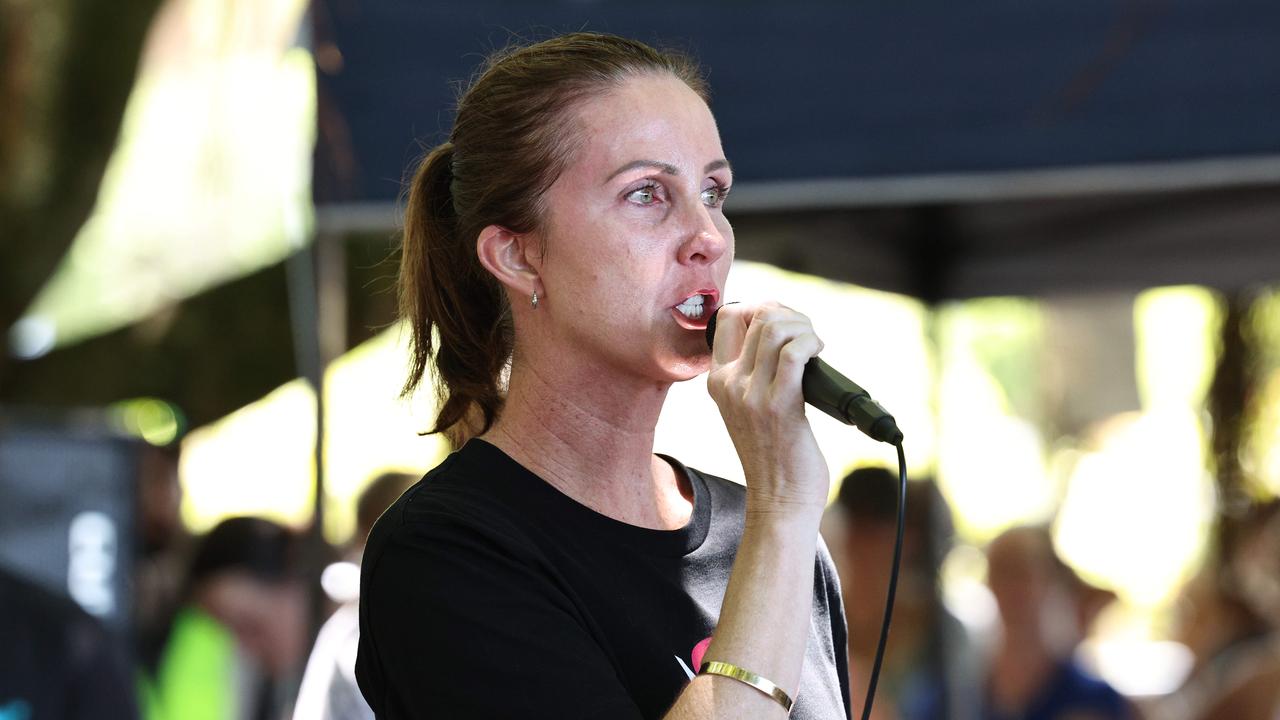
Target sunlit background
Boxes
[6,0,1280,713]
[12,0,314,357]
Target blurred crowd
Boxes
[0,439,415,720]
[824,467,1280,720]
[5,455,1280,720]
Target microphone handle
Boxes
[802,357,904,445]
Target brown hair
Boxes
[400,32,708,439]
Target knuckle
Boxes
[713,373,748,402]
[757,303,788,320]
[708,371,736,397]
[761,323,787,344]
[780,345,809,365]
[751,303,783,323]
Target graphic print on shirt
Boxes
[675,636,715,680]
[674,655,695,680]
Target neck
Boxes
[482,354,693,530]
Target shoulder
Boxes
[669,461,838,567]
[672,460,841,605]
[355,443,570,712]
[364,441,537,557]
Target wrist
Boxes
[699,660,794,714]
[740,506,822,553]
[743,489,827,525]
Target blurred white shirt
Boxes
[293,561,371,720]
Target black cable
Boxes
[859,442,907,720]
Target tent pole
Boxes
[285,231,344,647]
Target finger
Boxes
[771,332,824,400]
[750,320,816,393]
[710,303,752,367]
[736,303,790,375]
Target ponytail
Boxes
[400,142,510,441]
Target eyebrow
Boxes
[605,158,733,182]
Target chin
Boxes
[659,351,712,382]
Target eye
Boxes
[701,184,731,208]
[626,183,662,206]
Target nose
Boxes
[677,205,729,266]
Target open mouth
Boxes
[674,293,708,320]
[670,290,718,329]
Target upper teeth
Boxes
[676,294,706,318]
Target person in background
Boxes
[1148,563,1271,720]
[1191,500,1280,720]
[827,467,979,720]
[0,565,139,720]
[293,472,416,720]
[140,516,308,720]
[982,525,1130,720]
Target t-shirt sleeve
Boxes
[817,536,853,720]
[356,507,646,720]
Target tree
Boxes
[0,0,164,380]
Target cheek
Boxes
[561,237,662,299]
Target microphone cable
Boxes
[859,441,907,720]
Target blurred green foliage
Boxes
[0,0,163,378]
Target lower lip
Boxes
[670,306,710,330]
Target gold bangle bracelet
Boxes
[698,660,794,713]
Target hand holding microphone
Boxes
[704,302,834,514]
[703,302,907,720]
[707,303,903,445]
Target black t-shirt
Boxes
[356,439,852,719]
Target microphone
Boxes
[706,307,904,445]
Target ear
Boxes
[475,224,541,297]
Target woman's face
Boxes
[199,572,308,676]
[532,73,734,383]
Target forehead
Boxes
[567,73,724,175]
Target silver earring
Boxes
[531,290,539,309]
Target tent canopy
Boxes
[314,0,1280,298]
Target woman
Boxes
[356,32,851,719]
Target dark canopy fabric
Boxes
[314,0,1280,298]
